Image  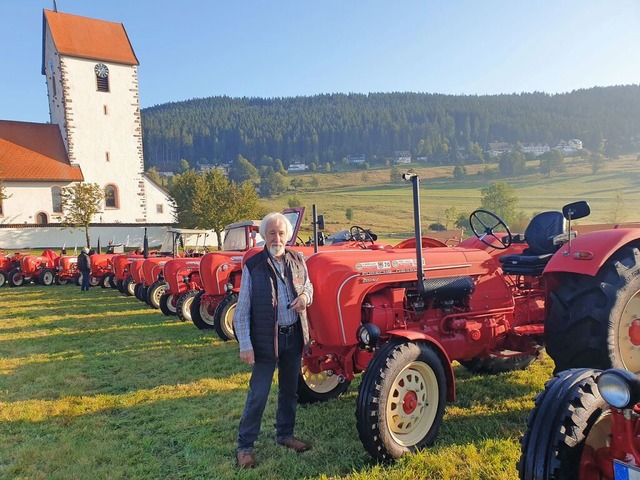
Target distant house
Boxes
[487,142,513,157]
[347,154,366,165]
[520,142,550,156]
[287,162,308,173]
[394,151,412,164]
[555,139,583,155]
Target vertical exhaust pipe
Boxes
[403,173,425,296]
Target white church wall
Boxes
[0,181,70,224]
[143,177,176,223]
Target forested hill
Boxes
[140,85,640,171]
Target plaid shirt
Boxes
[234,262,313,353]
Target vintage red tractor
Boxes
[518,367,640,479]
[289,173,640,462]
[0,251,25,287]
[55,255,79,285]
[158,257,203,321]
[8,249,60,287]
[76,253,117,288]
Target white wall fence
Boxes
[0,224,182,250]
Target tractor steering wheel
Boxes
[349,226,375,247]
[469,209,513,250]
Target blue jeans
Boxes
[80,270,91,291]
[237,327,303,451]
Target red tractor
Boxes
[518,367,640,479]
[0,251,25,287]
[158,257,203,321]
[8,249,60,287]
[112,253,146,294]
[291,173,640,462]
[55,255,79,285]
[77,253,117,288]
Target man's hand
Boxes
[288,293,308,313]
[240,349,255,365]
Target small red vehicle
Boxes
[77,253,117,288]
[0,251,25,287]
[518,368,640,479]
[112,253,146,294]
[286,173,640,462]
[158,257,202,321]
[55,255,79,285]
[8,249,59,287]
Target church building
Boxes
[0,8,174,226]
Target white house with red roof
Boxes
[0,8,174,227]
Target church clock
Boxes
[94,63,109,78]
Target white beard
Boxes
[269,244,285,257]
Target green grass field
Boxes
[0,284,554,479]
[263,154,640,241]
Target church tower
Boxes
[41,9,172,223]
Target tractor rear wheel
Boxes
[190,291,216,330]
[89,275,100,287]
[159,293,177,316]
[517,368,608,480]
[545,245,640,374]
[297,361,351,403]
[116,279,124,293]
[213,293,238,341]
[8,268,24,287]
[101,273,115,288]
[0,271,6,287]
[459,348,542,374]
[146,281,166,309]
[124,278,136,296]
[177,290,198,322]
[356,340,446,462]
[39,268,55,286]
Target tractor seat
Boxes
[499,211,566,276]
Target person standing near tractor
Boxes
[77,247,91,292]
[233,212,314,469]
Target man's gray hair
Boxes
[260,212,293,242]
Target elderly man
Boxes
[233,212,314,469]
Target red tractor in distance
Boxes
[8,249,60,287]
[0,251,26,287]
[55,255,79,285]
[291,173,640,462]
[78,252,117,288]
[158,257,202,321]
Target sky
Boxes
[1,0,639,123]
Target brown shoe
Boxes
[236,450,256,469]
[277,436,311,453]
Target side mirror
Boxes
[317,214,325,231]
[562,201,590,221]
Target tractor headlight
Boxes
[597,369,640,409]
[356,324,381,347]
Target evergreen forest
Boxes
[141,85,640,172]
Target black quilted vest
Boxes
[245,248,310,362]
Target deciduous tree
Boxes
[58,182,104,247]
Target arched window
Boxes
[51,186,62,213]
[104,184,119,209]
[36,212,49,224]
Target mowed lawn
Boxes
[0,284,554,480]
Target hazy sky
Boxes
[2,0,639,123]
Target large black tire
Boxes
[39,268,55,286]
[134,283,144,301]
[116,279,124,293]
[124,278,136,296]
[459,348,543,375]
[55,276,69,285]
[190,291,215,330]
[146,281,166,309]
[213,293,238,341]
[0,271,7,287]
[517,368,608,480]
[176,290,199,322]
[8,268,24,287]
[297,361,351,404]
[545,245,640,374]
[159,293,177,316]
[356,340,447,462]
[89,275,100,287]
[101,273,115,289]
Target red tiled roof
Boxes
[43,9,139,66]
[0,121,83,182]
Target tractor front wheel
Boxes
[545,245,640,374]
[191,291,216,329]
[8,269,24,287]
[101,273,115,289]
[356,340,446,462]
[39,268,55,286]
[517,368,608,480]
[0,271,6,287]
[89,275,100,287]
[159,293,177,316]
[297,361,351,403]
[176,290,198,322]
[146,281,166,309]
[213,293,238,341]
[124,278,136,296]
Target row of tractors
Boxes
[6,174,640,475]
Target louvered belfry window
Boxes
[97,75,109,92]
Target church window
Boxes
[95,63,110,92]
[105,152,110,162]
[105,184,119,209]
[103,105,108,115]
[156,204,164,214]
[51,186,62,213]
[36,212,49,224]
[0,197,3,216]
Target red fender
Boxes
[386,329,456,402]
[545,228,640,277]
